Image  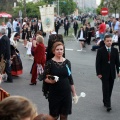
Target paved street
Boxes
[1,25,120,120]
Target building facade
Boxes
[74,0,97,9]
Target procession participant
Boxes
[30,35,46,85]
[96,35,120,112]
[10,32,23,76]
[0,28,13,83]
[73,19,78,37]
[77,26,86,51]
[43,42,77,120]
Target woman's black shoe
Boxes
[29,83,36,85]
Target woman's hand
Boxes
[45,75,56,84]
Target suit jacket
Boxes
[64,22,69,30]
[73,22,78,30]
[54,21,60,30]
[0,35,11,60]
[86,27,92,38]
[96,46,119,80]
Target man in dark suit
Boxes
[96,35,120,112]
[0,28,13,83]
[86,24,92,45]
[73,19,78,37]
[64,20,69,36]
[54,20,60,34]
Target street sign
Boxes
[100,7,108,16]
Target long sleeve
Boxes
[43,60,51,79]
[67,60,74,85]
[115,49,119,74]
[42,60,51,99]
[96,49,102,75]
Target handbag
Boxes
[37,64,44,81]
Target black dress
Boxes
[11,45,23,76]
[43,59,74,117]
[22,28,28,40]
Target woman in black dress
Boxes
[43,42,77,120]
[10,32,23,76]
[22,24,28,47]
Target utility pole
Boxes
[23,0,26,17]
[58,0,59,16]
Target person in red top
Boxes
[99,20,106,40]
[30,31,43,74]
[30,35,46,85]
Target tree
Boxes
[13,1,46,18]
[106,0,120,18]
[59,0,76,15]
[0,0,17,13]
[96,0,120,17]
[96,0,104,15]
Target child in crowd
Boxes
[26,38,33,60]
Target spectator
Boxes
[99,20,106,40]
[16,23,20,34]
[0,96,37,120]
[112,31,118,47]
[91,37,101,51]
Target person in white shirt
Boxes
[13,19,18,32]
[6,19,12,38]
[112,31,118,43]
[96,29,99,39]
[112,31,118,47]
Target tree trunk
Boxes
[115,8,117,18]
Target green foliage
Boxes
[0,0,77,18]
[13,1,46,18]
[0,0,17,14]
[96,0,104,15]
[59,0,77,15]
[96,0,120,15]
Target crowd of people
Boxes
[0,16,80,120]
[0,14,120,120]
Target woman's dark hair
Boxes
[14,33,20,37]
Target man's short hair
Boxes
[104,35,112,41]
[0,28,6,35]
